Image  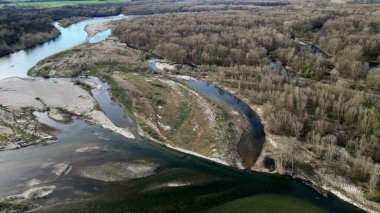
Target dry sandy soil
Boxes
[0,78,94,114]
[29,38,143,78]
[0,77,134,150]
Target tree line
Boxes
[123,0,290,15]
[206,63,380,193]
[114,1,380,198]
[0,4,124,57]
[116,3,380,93]
[115,11,294,66]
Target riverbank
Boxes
[0,29,60,58]
[27,17,250,166]
[0,77,134,150]
[138,45,380,211]
[210,81,379,213]
[139,55,379,212]
[0,15,375,212]
[100,16,380,209]
[95,70,247,166]
[35,20,378,209]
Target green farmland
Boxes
[1,0,129,7]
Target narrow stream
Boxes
[85,76,135,129]
[297,41,329,57]
[0,16,364,213]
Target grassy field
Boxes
[1,0,129,7]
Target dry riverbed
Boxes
[29,37,142,78]
[0,77,134,150]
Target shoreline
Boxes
[0,30,61,59]
[85,110,135,139]
[0,77,135,151]
[136,77,375,212]
[142,53,379,212]
[0,13,375,211]
[128,77,237,168]
[141,131,231,167]
[141,58,376,211]
[141,56,377,212]
[207,80,378,213]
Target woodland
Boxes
[115,1,380,201]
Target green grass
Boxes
[121,72,167,108]
[173,102,192,130]
[120,72,152,92]
[104,75,133,116]
[12,125,37,141]
[365,191,380,203]
[88,64,134,115]
[204,194,327,213]
[138,120,161,140]
[295,162,316,177]
[0,133,8,141]
[100,164,123,178]
[37,122,54,134]
[2,0,130,7]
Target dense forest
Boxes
[124,0,290,15]
[118,3,380,92]
[0,4,124,56]
[115,1,380,202]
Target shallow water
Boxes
[0,14,130,80]
[186,79,265,167]
[89,29,112,44]
[298,41,328,57]
[0,17,364,213]
[86,76,135,129]
[0,110,361,212]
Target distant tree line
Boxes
[123,0,290,15]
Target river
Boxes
[0,16,363,212]
[0,14,129,79]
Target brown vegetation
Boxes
[29,35,248,166]
[124,0,290,15]
[116,3,380,93]
[114,1,380,205]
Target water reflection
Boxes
[0,15,131,80]
[89,29,112,43]
[85,76,136,129]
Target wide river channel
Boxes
[0,15,363,212]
